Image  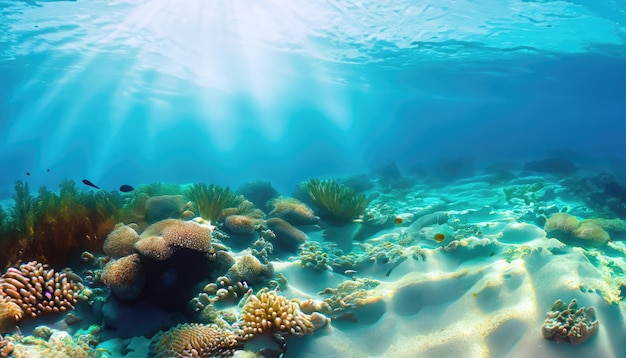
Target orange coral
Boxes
[0,297,22,333]
[224,215,261,235]
[102,254,145,301]
[103,224,140,258]
[134,219,215,260]
[150,323,239,358]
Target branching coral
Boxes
[0,261,82,321]
[238,289,324,340]
[304,178,368,224]
[150,323,240,358]
[185,184,247,223]
[541,298,598,345]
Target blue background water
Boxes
[1,0,625,195]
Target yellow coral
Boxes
[239,289,316,340]
[103,224,140,258]
[268,197,319,225]
[544,213,579,234]
[150,323,239,358]
[0,297,22,334]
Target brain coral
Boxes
[134,219,215,260]
[541,298,598,345]
[238,289,319,341]
[102,253,145,301]
[103,223,140,258]
[150,323,239,358]
[0,261,82,320]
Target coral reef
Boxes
[149,323,240,358]
[134,218,215,260]
[545,213,610,245]
[238,289,325,340]
[102,223,140,258]
[0,334,13,357]
[267,197,319,225]
[541,298,599,345]
[101,253,145,301]
[0,261,82,321]
[319,278,382,315]
[7,325,103,358]
[304,178,368,224]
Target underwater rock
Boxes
[237,180,280,213]
[264,218,308,251]
[144,195,186,223]
[541,298,598,345]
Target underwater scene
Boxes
[1,0,626,357]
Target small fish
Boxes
[119,184,134,192]
[344,269,357,275]
[26,172,30,176]
[82,179,100,189]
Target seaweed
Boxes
[304,178,368,225]
[185,183,246,223]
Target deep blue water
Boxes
[1,0,625,194]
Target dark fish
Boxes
[82,179,100,189]
[119,184,134,192]
[26,172,30,176]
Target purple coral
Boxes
[541,298,599,345]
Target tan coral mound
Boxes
[0,261,82,320]
[134,219,215,260]
[103,223,140,258]
[224,215,261,235]
[239,289,319,340]
[102,254,145,301]
[150,323,239,358]
[268,197,319,225]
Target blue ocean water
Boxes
[1,1,626,357]
[1,0,625,194]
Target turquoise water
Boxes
[1,1,626,357]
